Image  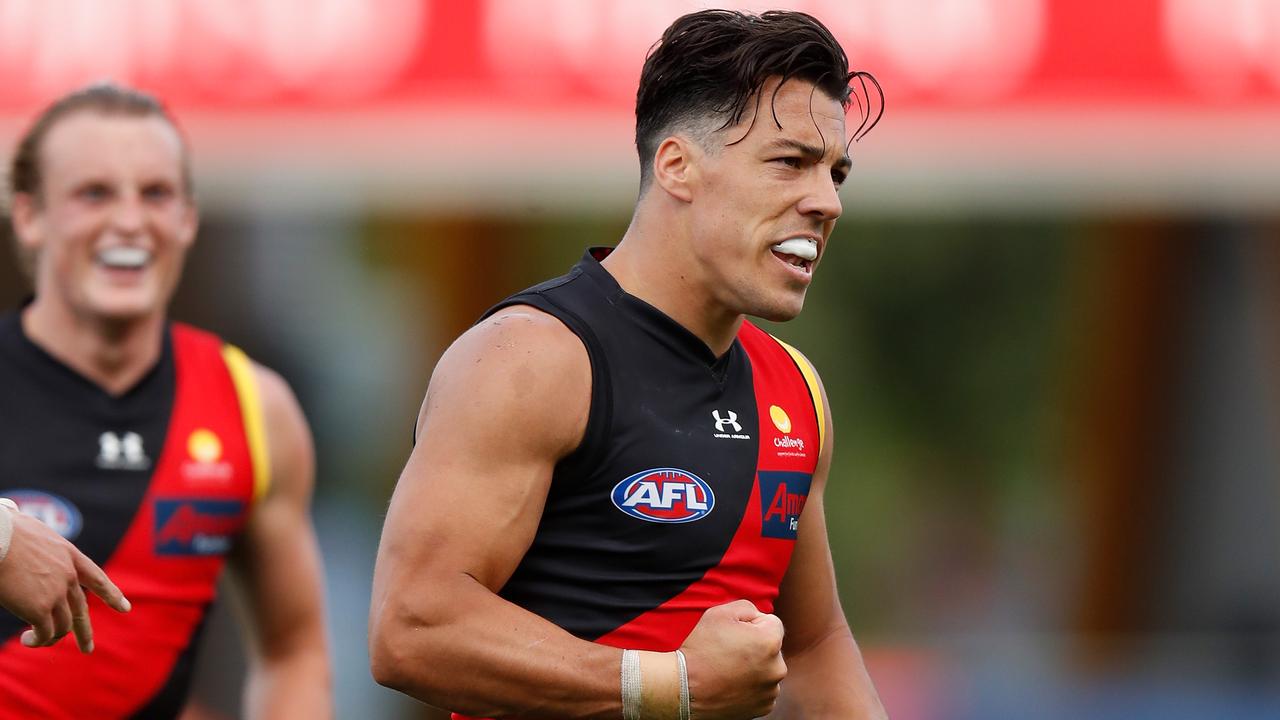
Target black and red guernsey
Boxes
[456,248,825,718]
[0,312,268,719]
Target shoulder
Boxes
[249,361,304,427]
[223,348,312,502]
[741,323,827,389]
[253,361,314,501]
[212,338,309,447]
[472,303,585,348]
[441,304,589,387]
[418,304,590,457]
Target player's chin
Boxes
[749,294,807,323]
[86,291,162,323]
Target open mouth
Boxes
[96,247,151,271]
[770,237,817,274]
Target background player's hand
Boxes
[679,599,787,719]
[0,509,130,653]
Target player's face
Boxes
[687,77,849,322]
[16,112,196,324]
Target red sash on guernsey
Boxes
[0,325,264,719]
[454,322,823,720]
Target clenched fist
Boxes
[679,599,787,719]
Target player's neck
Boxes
[21,299,166,397]
[605,221,742,358]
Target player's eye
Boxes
[77,183,112,202]
[772,156,803,169]
[832,169,848,188]
[141,183,176,202]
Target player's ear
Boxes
[177,197,199,248]
[652,135,697,203]
[10,192,45,253]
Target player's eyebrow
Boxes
[766,138,852,173]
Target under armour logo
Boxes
[712,410,742,433]
[97,431,150,470]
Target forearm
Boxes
[244,645,332,720]
[371,572,622,719]
[770,627,886,720]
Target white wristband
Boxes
[675,649,691,720]
[621,649,642,720]
[0,498,18,563]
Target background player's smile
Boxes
[96,246,151,270]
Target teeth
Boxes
[98,247,150,269]
[771,238,818,262]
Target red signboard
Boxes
[0,0,1277,118]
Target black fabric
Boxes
[480,250,761,640]
[0,311,175,642]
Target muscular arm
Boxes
[369,308,623,719]
[371,308,788,719]
[225,364,331,720]
[769,368,887,719]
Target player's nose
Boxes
[109,192,146,235]
[796,172,842,223]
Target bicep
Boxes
[375,310,590,603]
[227,365,326,658]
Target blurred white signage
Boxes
[1165,0,1280,98]
[0,0,424,101]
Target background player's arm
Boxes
[225,364,331,720]
[769,367,888,719]
[369,308,785,719]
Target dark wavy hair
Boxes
[635,9,882,190]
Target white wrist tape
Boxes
[0,498,18,563]
[675,649,691,720]
[621,649,643,720]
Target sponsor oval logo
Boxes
[3,489,83,540]
[769,405,792,434]
[611,468,715,524]
[188,428,223,464]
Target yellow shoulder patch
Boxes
[773,337,826,455]
[221,344,271,502]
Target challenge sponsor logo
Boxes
[1,490,83,540]
[758,471,812,540]
[182,428,233,482]
[611,468,715,524]
[154,498,244,556]
[768,404,808,458]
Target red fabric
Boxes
[0,324,257,718]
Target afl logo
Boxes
[611,468,715,524]
[2,490,83,540]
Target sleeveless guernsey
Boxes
[454,248,824,719]
[0,314,269,719]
